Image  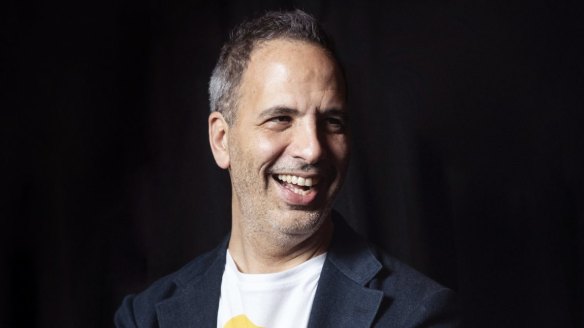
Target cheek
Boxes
[328,135,350,164]
[254,132,287,163]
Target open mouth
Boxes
[274,174,319,196]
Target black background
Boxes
[2,0,583,327]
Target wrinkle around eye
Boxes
[262,116,293,131]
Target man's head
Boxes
[209,9,340,124]
[208,10,349,249]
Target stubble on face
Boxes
[226,39,348,252]
[228,133,331,248]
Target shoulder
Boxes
[368,248,459,327]
[114,243,226,327]
[371,247,448,300]
[328,216,459,327]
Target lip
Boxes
[272,174,320,206]
[275,172,319,178]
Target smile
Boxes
[275,174,320,196]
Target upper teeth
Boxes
[277,174,317,187]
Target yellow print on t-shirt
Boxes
[224,314,263,328]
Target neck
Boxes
[228,216,333,274]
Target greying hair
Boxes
[208,9,336,124]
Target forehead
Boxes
[249,39,338,72]
[236,39,345,114]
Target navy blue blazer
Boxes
[115,217,459,327]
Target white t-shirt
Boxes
[217,250,326,328]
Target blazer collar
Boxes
[308,216,384,327]
[153,215,385,328]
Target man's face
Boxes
[220,39,349,242]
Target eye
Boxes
[269,116,292,124]
[263,115,293,131]
[323,116,346,133]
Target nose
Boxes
[290,119,324,164]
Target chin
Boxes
[273,208,329,236]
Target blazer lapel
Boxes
[308,218,385,328]
[155,241,227,328]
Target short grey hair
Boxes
[208,9,338,124]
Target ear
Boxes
[208,111,230,169]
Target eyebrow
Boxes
[323,108,347,118]
[258,106,299,119]
[258,106,347,119]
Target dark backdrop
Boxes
[2,0,583,327]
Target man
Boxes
[116,10,458,328]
